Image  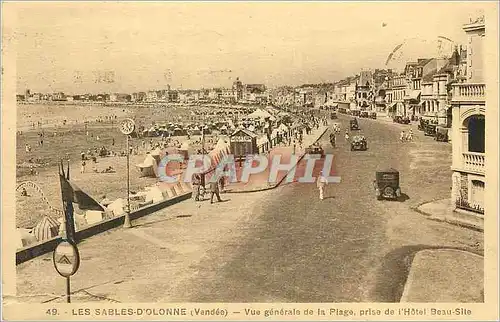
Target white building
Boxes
[450,16,485,218]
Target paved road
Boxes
[173,114,482,302]
[16,114,483,304]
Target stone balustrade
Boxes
[462,152,485,174]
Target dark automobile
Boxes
[424,124,437,136]
[435,126,449,142]
[370,112,377,119]
[338,107,347,114]
[350,135,367,151]
[351,110,361,117]
[305,145,324,158]
[393,115,402,123]
[373,169,401,200]
[330,112,338,119]
[350,119,360,130]
[400,116,411,124]
[418,119,429,131]
[360,111,369,118]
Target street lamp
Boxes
[119,118,136,229]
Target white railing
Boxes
[463,152,485,174]
[452,83,485,101]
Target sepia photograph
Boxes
[1,1,499,320]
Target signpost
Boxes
[53,241,80,303]
[119,118,136,229]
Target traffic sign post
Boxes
[53,240,80,303]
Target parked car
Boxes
[305,145,325,158]
[338,107,347,114]
[373,169,401,200]
[330,112,338,120]
[393,115,402,123]
[350,119,360,130]
[370,112,377,119]
[435,126,449,142]
[351,135,367,151]
[400,116,411,124]
[360,111,369,118]
[418,119,428,131]
[424,124,437,137]
[351,110,361,117]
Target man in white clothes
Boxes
[316,171,328,200]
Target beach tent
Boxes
[145,186,165,204]
[107,198,126,217]
[32,216,60,242]
[246,108,272,120]
[16,228,37,249]
[191,126,201,135]
[151,148,162,164]
[136,153,158,178]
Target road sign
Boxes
[53,241,80,278]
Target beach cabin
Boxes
[230,128,258,161]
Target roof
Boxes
[358,71,373,87]
[231,128,257,138]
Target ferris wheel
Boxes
[384,36,456,68]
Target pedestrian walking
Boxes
[80,160,86,173]
[210,178,223,204]
[407,128,413,141]
[192,173,201,201]
[400,130,406,142]
[316,171,328,200]
[219,175,225,193]
[344,131,350,141]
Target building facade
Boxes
[450,16,485,217]
[355,70,374,111]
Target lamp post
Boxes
[119,118,136,229]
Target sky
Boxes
[13,1,488,94]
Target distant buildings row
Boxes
[17,79,269,105]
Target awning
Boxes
[404,90,421,101]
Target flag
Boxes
[59,161,105,212]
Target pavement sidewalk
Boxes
[14,189,272,303]
[415,198,484,232]
[225,126,329,193]
[400,249,483,302]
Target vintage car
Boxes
[350,135,367,151]
[360,111,369,118]
[370,112,377,119]
[330,112,338,119]
[418,119,429,131]
[373,169,401,200]
[393,115,402,123]
[400,116,411,124]
[351,110,361,117]
[305,145,325,158]
[435,126,449,142]
[338,107,347,114]
[424,124,437,136]
[350,119,360,130]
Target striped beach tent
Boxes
[32,216,60,242]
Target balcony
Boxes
[462,152,485,174]
[452,83,485,103]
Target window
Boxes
[467,116,485,153]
